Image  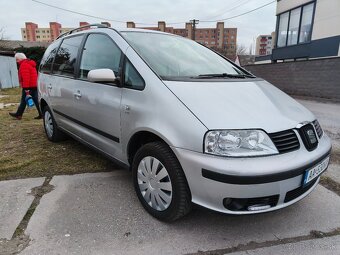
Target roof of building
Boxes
[0,40,50,50]
[0,50,15,57]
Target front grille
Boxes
[269,129,300,154]
[223,195,279,211]
[313,120,323,138]
[284,178,318,203]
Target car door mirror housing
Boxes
[87,69,119,84]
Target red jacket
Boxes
[18,59,38,89]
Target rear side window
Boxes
[124,59,145,90]
[40,41,60,74]
[52,35,83,77]
[79,34,122,79]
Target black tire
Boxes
[42,105,67,142]
[132,141,192,221]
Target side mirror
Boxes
[87,69,118,84]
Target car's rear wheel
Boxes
[43,105,67,142]
[132,141,191,221]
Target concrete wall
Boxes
[244,57,340,101]
[0,55,19,89]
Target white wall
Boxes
[0,56,19,89]
[312,0,340,40]
[276,0,311,14]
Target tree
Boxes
[236,44,248,55]
[0,27,5,40]
[14,46,46,69]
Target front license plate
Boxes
[303,156,330,186]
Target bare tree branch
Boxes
[236,44,248,56]
[0,27,6,40]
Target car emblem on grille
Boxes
[307,129,317,144]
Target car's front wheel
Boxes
[132,141,191,221]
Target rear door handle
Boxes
[47,85,52,90]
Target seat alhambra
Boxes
[38,24,332,221]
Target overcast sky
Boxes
[0,0,277,51]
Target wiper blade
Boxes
[195,73,255,79]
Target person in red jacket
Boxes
[9,53,42,120]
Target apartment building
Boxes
[272,0,340,61]
[127,21,237,56]
[21,22,109,42]
[255,32,275,56]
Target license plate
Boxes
[303,156,330,186]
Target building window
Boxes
[277,12,289,47]
[277,2,315,47]
[299,3,314,43]
[287,8,301,45]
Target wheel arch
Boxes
[127,131,168,165]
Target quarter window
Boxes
[40,41,60,74]
[124,59,145,90]
[79,34,122,79]
[53,35,83,77]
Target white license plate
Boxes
[303,156,330,186]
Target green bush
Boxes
[14,46,46,69]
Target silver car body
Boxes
[38,28,332,214]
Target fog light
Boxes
[247,204,271,211]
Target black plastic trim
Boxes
[53,109,120,143]
[202,150,330,185]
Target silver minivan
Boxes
[38,25,332,221]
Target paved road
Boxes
[21,172,340,255]
[0,98,339,255]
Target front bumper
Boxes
[171,133,332,214]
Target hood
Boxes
[20,59,36,68]
[164,79,315,133]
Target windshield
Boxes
[121,31,250,80]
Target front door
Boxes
[72,33,124,160]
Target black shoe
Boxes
[9,112,22,120]
[34,115,43,120]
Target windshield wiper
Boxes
[195,73,255,79]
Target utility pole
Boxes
[190,19,199,41]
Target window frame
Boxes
[76,32,124,86]
[275,1,316,48]
[51,34,85,79]
[121,56,146,91]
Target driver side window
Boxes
[79,34,122,80]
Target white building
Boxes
[272,0,340,61]
[255,32,275,56]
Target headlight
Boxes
[204,130,279,157]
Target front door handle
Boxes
[74,91,82,99]
[47,84,52,90]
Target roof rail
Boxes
[56,23,108,40]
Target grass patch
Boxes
[0,87,21,104]
[0,88,120,181]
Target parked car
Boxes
[38,24,332,221]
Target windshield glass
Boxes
[121,31,248,80]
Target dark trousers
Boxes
[16,88,42,116]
